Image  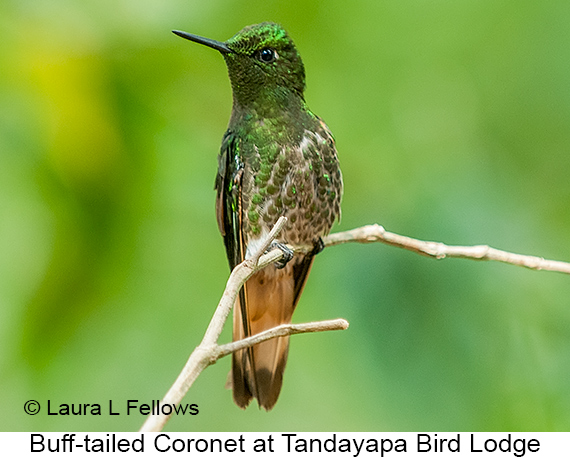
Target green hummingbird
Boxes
[174,22,343,410]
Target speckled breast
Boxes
[242,121,343,247]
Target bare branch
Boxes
[320,224,570,275]
[139,217,348,432]
[214,318,349,359]
[249,215,288,265]
[140,219,569,432]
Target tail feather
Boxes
[231,295,253,409]
[232,254,314,410]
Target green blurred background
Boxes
[1,0,570,431]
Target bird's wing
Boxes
[215,130,258,407]
[215,130,244,269]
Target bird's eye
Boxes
[258,47,278,63]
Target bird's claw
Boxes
[269,242,294,269]
[312,237,325,256]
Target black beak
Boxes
[172,30,231,54]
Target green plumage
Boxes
[175,22,343,410]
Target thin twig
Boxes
[140,219,570,432]
[139,217,348,432]
[319,224,570,275]
[214,318,349,359]
[249,216,288,265]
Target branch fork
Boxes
[139,216,348,432]
[141,216,570,432]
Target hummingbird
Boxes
[173,22,343,410]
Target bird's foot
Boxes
[269,242,294,269]
[311,237,325,256]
